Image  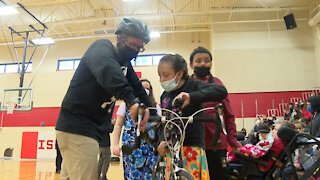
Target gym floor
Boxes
[0,159,124,180]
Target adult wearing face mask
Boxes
[55,18,153,180]
[306,95,320,137]
[189,47,240,180]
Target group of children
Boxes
[112,47,233,180]
[229,105,320,179]
[111,46,319,179]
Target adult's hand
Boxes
[129,103,150,132]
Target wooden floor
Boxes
[0,159,124,180]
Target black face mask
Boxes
[119,44,139,62]
[194,66,211,77]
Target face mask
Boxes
[194,66,211,77]
[145,89,150,95]
[307,105,314,113]
[161,74,180,92]
[119,44,138,62]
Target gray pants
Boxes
[98,147,111,180]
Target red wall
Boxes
[228,90,311,118]
[0,90,314,127]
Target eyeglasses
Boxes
[124,39,145,52]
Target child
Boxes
[228,123,274,161]
[156,54,228,180]
[239,123,274,158]
[112,79,161,180]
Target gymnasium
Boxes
[0,0,320,179]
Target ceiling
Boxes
[0,0,319,44]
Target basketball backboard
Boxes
[0,87,33,112]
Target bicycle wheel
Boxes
[175,169,194,180]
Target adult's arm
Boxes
[83,39,136,106]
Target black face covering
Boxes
[119,44,139,62]
[194,66,211,77]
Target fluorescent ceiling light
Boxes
[0,6,19,16]
[32,37,55,45]
[150,31,160,38]
[123,0,140,1]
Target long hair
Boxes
[141,79,157,106]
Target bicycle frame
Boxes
[150,104,224,180]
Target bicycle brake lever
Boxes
[172,98,184,109]
[135,103,146,148]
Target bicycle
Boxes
[143,99,225,180]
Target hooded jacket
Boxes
[307,95,320,137]
[56,39,152,141]
[192,74,239,150]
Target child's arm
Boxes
[112,102,126,156]
[189,79,228,104]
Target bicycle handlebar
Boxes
[148,115,220,123]
[122,103,224,155]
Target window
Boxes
[5,64,18,73]
[57,59,81,71]
[131,54,165,66]
[135,56,153,66]
[57,54,164,70]
[0,62,32,74]
[0,65,4,73]
[24,63,32,72]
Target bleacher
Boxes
[266,90,319,117]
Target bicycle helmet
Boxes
[115,17,150,44]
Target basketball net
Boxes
[6,102,17,114]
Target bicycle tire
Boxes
[174,169,194,180]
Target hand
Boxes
[174,92,190,108]
[113,144,121,156]
[129,103,139,122]
[129,103,150,132]
[139,108,149,132]
[294,162,301,169]
[157,141,169,156]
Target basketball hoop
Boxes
[6,102,17,114]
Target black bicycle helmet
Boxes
[115,17,150,44]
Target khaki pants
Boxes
[56,130,99,180]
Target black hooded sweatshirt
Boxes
[56,39,152,141]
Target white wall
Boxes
[212,29,318,93]
[312,24,320,86]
